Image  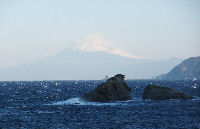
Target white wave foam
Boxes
[51,97,132,106]
[50,97,200,106]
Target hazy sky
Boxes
[0,0,200,68]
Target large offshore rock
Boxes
[82,74,131,102]
[142,84,194,100]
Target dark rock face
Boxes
[142,84,194,100]
[82,74,131,102]
[157,56,200,80]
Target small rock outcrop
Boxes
[82,74,131,102]
[142,84,194,100]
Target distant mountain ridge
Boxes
[157,56,200,80]
[0,49,183,80]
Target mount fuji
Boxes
[0,48,183,80]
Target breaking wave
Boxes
[51,97,139,106]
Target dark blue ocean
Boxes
[0,80,200,129]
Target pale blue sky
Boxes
[0,0,200,68]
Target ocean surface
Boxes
[0,80,200,129]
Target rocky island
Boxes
[82,74,131,102]
[142,84,194,100]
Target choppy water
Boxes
[0,80,200,129]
